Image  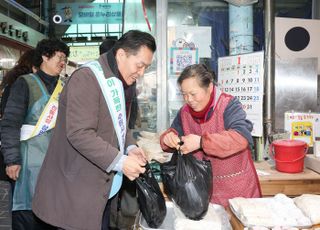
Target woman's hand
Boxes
[180,134,201,154]
[163,131,181,149]
[6,165,21,181]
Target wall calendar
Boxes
[218,51,264,137]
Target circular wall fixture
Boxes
[285,26,310,52]
[53,15,62,24]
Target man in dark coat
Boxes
[32,30,156,230]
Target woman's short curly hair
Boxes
[33,38,69,68]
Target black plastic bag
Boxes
[161,151,212,220]
[136,163,166,228]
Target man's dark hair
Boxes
[33,38,70,68]
[113,30,156,55]
[99,38,117,55]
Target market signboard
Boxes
[54,3,123,25]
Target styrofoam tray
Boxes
[139,202,232,230]
[139,202,174,230]
[229,194,312,228]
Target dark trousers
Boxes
[17,200,112,230]
[101,198,112,230]
[12,210,57,230]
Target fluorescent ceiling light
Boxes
[224,0,258,6]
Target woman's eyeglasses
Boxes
[55,54,68,64]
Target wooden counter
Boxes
[255,160,320,196]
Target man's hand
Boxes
[128,146,147,163]
[123,147,147,181]
[6,165,21,181]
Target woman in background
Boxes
[160,64,261,207]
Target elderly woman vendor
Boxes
[160,64,261,207]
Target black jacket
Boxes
[106,51,138,129]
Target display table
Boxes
[155,160,320,229]
[254,160,320,196]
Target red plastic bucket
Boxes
[270,139,308,173]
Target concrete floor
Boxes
[0,181,11,230]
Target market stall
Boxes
[134,130,320,229]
